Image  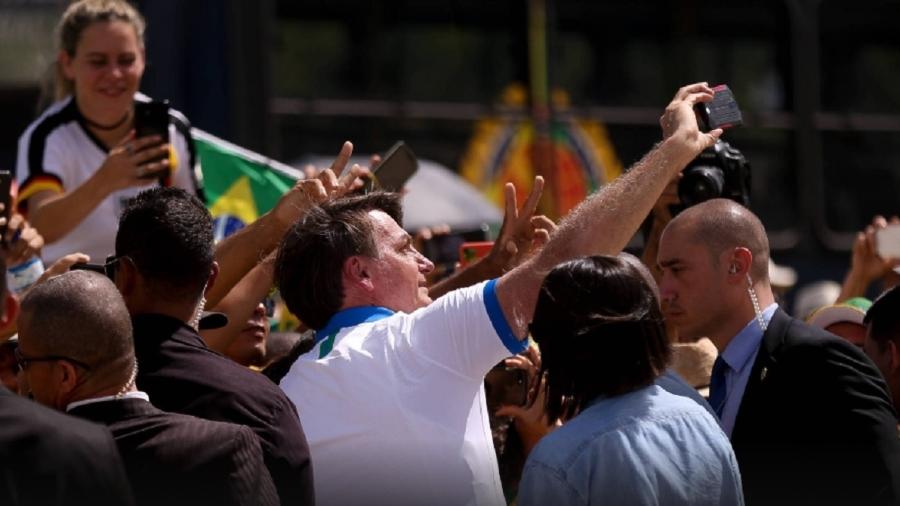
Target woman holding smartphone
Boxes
[15,0,202,264]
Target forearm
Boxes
[202,255,275,352]
[498,138,696,335]
[837,266,873,303]
[27,176,111,244]
[208,211,289,307]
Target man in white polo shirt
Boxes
[274,82,724,506]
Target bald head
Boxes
[19,270,135,384]
[666,199,770,282]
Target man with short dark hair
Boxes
[864,285,900,421]
[0,258,135,506]
[657,198,900,506]
[275,83,725,505]
[17,270,278,506]
[113,187,316,505]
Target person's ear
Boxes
[725,247,752,282]
[342,256,374,292]
[58,51,75,81]
[55,360,81,409]
[115,256,139,297]
[889,340,900,375]
[205,262,219,296]
[0,293,19,329]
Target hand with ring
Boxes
[97,130,170,192]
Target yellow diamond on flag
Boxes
[208,175,258,225]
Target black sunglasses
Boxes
[69,255,128,281]
[14,347,92,372]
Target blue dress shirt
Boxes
[716,303,778,437]
[518,385,744,506]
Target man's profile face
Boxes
[365,210,434,313]
[657,224,727,341]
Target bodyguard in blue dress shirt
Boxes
[518,254,743,506]
[658,199,900,506]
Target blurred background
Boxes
[1,0,899,308]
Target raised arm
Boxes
[206,141,365,307]
[496,83,722,337]
[25,133,167,243]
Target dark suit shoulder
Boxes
[0,390,135,506]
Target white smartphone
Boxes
[876,224,900,259]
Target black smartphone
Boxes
[485,365,528,408]
[0,170,12,241]
[372,141,418,192]
[694,84,743,132]
[134,100,170,178]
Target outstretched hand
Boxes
[854,215,900,283]
[659,82,723,157]
[0,208,44,267]
[272,141,370,226]
[486,176,554,272]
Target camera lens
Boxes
[678,166,725,207]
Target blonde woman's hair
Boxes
[52,0,146,101]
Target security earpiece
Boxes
[729,265,738,274]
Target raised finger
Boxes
[317,167,340,192]
[330,141,354,176]
[531,215,557,232]
[674,82,711,101]
[503,182,518,222]
[338,164,370,193]
[521,176,545,218]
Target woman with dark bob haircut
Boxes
[518,254,744,506]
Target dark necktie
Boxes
[708,356,728,418]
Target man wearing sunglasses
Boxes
[15,270,278,506]
[0,257,135,506]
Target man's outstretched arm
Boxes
[495,83,723,337]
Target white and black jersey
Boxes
[15,94,204,264]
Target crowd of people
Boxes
[2,1,899,505]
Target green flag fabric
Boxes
[192,128,301,239]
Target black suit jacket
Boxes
[69,397,279,506]
[731,309,900,506]
[132,313,314,506]
[0,387,135,506]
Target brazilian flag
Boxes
[192,129,302,240]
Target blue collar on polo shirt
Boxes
[314,306,395,345]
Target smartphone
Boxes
[372,141,418,192]
[694,84,743,132]
[485,366,528,408]
[459,241,494,267]
[877,224,900,259]
[69,263,107,275]
[0,170,11,240]
[134,100,171,178]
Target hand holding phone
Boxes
[370,141,418,192]
[876,224,900,259]
[133,100,171,179]
[694,84,743,132]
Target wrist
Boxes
[659,135,700,173]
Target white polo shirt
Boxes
[15,94,203,264]
[280,279,526,506]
